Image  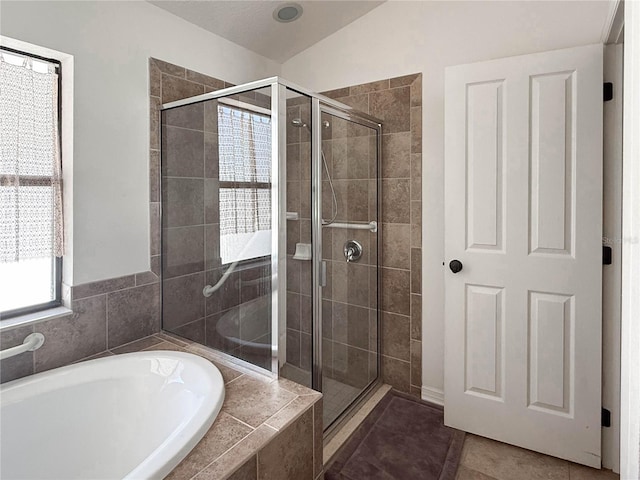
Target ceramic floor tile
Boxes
[456,465,498,480]
[569,463,619,480]
[461,434,570,480]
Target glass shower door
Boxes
[318,107,380,428]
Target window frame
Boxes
[0,46,63,320]
[217,101,273,266]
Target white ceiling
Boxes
[148,1,385,63]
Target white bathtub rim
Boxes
[0,350,225,480]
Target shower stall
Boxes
[160,77,381,430]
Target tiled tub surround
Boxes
[4,329,323,480]
[124,333,323,480]
[322,74,423,396]
[0,272,160,384]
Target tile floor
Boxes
[457,434,620,480]
[279,362,367,428]
[322,377,362,427]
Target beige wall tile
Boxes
[166,412,252,480]
[410,339,422,387]
[185,69,225,90]
[350,79,389,95]
[34,296,107,372]
[72,275,135,300]
[381,267,411,316]
[257,408,314,480]
[382,132,411,179]
[194,426,277,480]
[390,74,419,88]
[381,178,411,224]
[107,283,160,349]
[161,74,204,104]
[370,87,411,133]
[313,399,323,478]
[265,395,317,430]
[381,355,410,392]
[381,311,411,361]
[150,58,185,78]
[223,375,297,427]
[381,223,411,269]
[411,294,422,341]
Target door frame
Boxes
[602,43,623,473]
[620,1,640,478]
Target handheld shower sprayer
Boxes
[290,118,337,224]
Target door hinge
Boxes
[604,82,613,102]
[603,245,612,265]
[602,408,611,427]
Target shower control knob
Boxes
[344,240,363,263]
[449,260,463,274]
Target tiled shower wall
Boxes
[323,74,423,396]
[318,115,379,390]
[285,96,313,374]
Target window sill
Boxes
[0,306,73,332]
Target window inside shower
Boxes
[217,104,272,265]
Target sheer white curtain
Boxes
[217,105,271,264]
[0,53,63,264]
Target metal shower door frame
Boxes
[162,77,383,392]
[311,100,383,414]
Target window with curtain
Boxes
[0,48,63,318]
[217,104,271,265]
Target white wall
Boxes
[282,0,610,404]
[0,1,280,285]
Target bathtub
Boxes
[0,351,225,480]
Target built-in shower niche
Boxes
[161,86,275,371]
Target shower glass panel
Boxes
[279,91,314,388]
[160,77,382,431]
[319,109,380,428]
[161,86,276,371]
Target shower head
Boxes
[291,118,331,129]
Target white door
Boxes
[444,44,603,467]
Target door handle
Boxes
[449,260,463,273]
[320,260,327,287]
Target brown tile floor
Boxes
[457,435,619,480]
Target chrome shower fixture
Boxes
[291,118,330,129]
[289,117,337,224]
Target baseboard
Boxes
[421,386,444,406]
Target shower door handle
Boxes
[320,261,327,287]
